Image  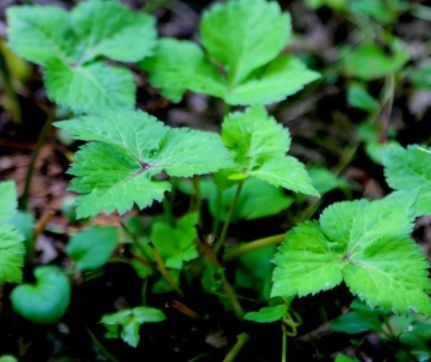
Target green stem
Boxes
[215,181,243,251]
[281,324,288,362]
[223,333,250,362]
[223,233,285,262]
[20,114,54,210]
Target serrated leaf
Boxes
[225,56,320,105]
[66,226,118,270]
[344,236,431,315]
[44,59,135,113]
[382,145,431,216]
[272,222,344,297]
[11,266,71,324]
[0,225,25,284]
[272,193,431,315]
[7,0,156,112]
[101,306,166,347]
[55,110,233,218]
[221,106,318,196]
[0,181,18,223]
[244,304,288,323]
[201,0,291,84]
[6,5,78,66]
[307,166,349,195]
[151,213,199,269]
[140,39,225,102]
[142,0,318,105]
[72,0,156,63]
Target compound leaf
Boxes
[151,213,199,269]
[55,110,232,218]
[101,306,166,347]
[221,106,317,196]
[272,194,431,315]
[201,0,291,84]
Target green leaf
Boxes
[72,0,156,63]
[343,236,431,315]
[11,266,71,324]
[307,166,349,195]
[0,181,18,223]
[0,181,25,284]
[382,145,431,216]
[0,356,18,362]
[221,106,318,196]
[55,110,233,218]
[0,225,25,284]
[410,65,431,90]
[225,56,320,105]
[151,213,199,269]
[142,0,318,105]
[7,1,157,112]
[272,193,431,315]
[244,304,288,323]
[66,226,118,270]
[334,354,359,362]
[44,59,135,113]
[101,306,166,347]
[330,300,383,334]
[272,222,344,297]
[347,83,379,112]
[201,0,291,85]
[140,39,225,102]
[6,5,78,66]
[341,43,409,80]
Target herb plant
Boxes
[1,0,431,360]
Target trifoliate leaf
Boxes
[11,266,71,324]
[225,56,320,105]
[55,110,233,218]
[44,59,135,113]
[6,6,78,66]
[272,193,431,315]
[341,43,409,80]
[66,226,118,270]
[382,145,431,216]
[101,306,166,347]
[0,181,18,223]
[151,213,199,269]
[140,39,225,102]
[142,0,318,105]
[221,106,318,196]
[201,0,291,84]
[244,304,288,323]
[0,225,25,284]
[7,0,156,112]
[71,0,156,63]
